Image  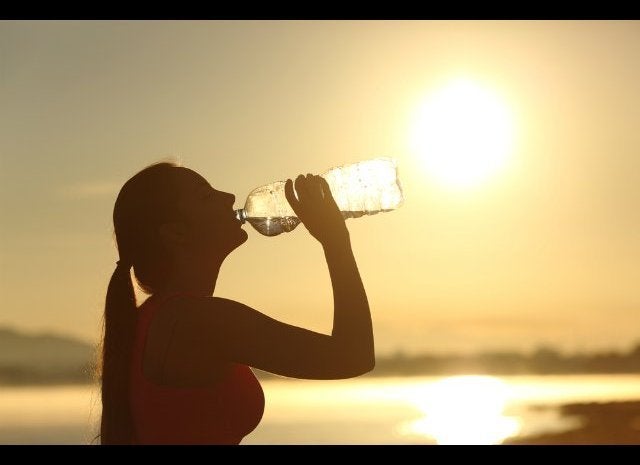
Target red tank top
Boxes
[129,293,265,444]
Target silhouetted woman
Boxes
[99,161,374,444]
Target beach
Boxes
[505,400,640,445]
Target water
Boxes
[1,374,639,445]
[246,216,301,237]
[245,210,396,236]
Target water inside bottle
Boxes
[246,216,301,236]
[245,209,397,237]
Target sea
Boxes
[1,374,639,445]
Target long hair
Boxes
[99,161,183,444]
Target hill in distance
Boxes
[0,326,96,385]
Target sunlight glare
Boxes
[408,78,515,191]
[399,375,520,444]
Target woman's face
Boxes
[172,168,248,259]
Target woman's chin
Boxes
[237,228,249,245]
[230,228,249,250]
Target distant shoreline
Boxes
[3,369,640,387]
[0,374,95,387]
[3,325,640,386]
[504,400,640,444]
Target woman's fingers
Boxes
[285,173,348,245]
[293,174,307,201]
[284,178,300,215]
[305,174,324,205]
[287,173,339,219]
[318,176,339,211]
[294,174,323,207]
[286,175,316,218]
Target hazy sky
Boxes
[1,20,638,355]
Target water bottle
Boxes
[235,157,404,236]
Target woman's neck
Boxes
[160,255,223,298]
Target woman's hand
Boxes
[167,175,373,383]
[284,174,349,248]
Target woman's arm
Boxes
[172,174,375,380]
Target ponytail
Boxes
[98,160,180,444]
[100,262,137,444]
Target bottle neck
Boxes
[235,208,246,224]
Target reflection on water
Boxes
[1,374,640,444]
[0,384,101,444]
[398,375,520,444]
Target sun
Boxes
[408,78,515,191]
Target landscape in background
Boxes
[1,20,639,446]
[1,325,639,445]
[2,326,640,385]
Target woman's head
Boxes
[100,161,246,444]
[113,161,247,294]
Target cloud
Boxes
[57,181,120,199]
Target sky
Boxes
[1,20,639,356]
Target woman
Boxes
[99,161,375,445]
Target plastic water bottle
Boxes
[235,157,404,236]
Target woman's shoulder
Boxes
[158,294,255,322]
[161,293,246,307]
